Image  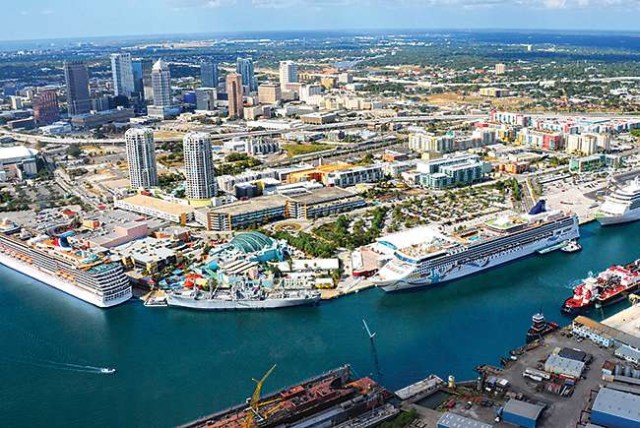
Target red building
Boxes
[33,89,60,125]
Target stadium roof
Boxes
[0,146,38,161]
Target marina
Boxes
[1,220,639,427]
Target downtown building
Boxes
[200,61,218,88]
[132,58,153,102]
[125,127,158,189]
[195,87,217,111]
[110,53,135,97]
[33,88,60,125]
[226,73,244,119]
[63,60,91,116]
[148,59,176,118]
[183,132,217,200]
[236,57,257,92]
[279,61,298,91]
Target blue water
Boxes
[0,221,636,427]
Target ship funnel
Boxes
[528,200,547,215]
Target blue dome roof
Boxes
[229,232,274,253]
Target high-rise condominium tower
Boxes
[125,127,158,189]
[183,132,216,200]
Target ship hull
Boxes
[597,209,640,226]
[561,303,590,317]
[378,226,579,292]
[0,252,131,308]
[166,293,321,310]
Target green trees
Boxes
[313,207,389,250]
[272,231,337,258]
[66,144,82,158]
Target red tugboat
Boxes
[526,313,559,343]
[561,259,640,316]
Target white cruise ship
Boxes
[0,220,132,308]
[371,201,580,292]
[596,178,640,226]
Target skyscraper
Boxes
[200,61,218,88]
[226,73,243,119]
[279,61,298,90]
[236,58,257,92]
[125,127,158,189]
[151,59,172,107]
[183,132,216,200]
[132,58,153,102]
[110,53,135,97]
[63,60,91,116]
[33,88,60,125]
[195,88,217,111]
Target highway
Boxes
[0,114,481,147]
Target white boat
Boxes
[167,282,321,310]
[596,178,640,226]
[560,240,582,253]
[371,201,580,292]
[100,368,116,374]
[0,222,131,308]
[143,296,168,307]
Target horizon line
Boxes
[3,27,640,45]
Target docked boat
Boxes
[596,178,640,226]
[560,240,582,253]
[167,281,321,310]
[371,201,580,292]
[0,220,131,308]
[561,259,640,316]
[525,313,559,343]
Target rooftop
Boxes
[229,232,275,254]
[204,195,288,216]
[437,412,492,428]
[503,399,544,421]
[592,388,640,423]
[117,195,195,216]
[284,186,359,205]
[0,145,38,161]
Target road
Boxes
[0,114,481,147]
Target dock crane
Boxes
[243,364,277,428]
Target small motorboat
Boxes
[561,240,582,253]
[100,368,116,374]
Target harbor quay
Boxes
[176,299,640,428]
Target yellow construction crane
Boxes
[243,364,277,428]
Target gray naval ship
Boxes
[166,281,321,310]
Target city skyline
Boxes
[3,0,640,41]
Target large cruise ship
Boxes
[0,219,132,308]
[371,201,580,292]
[596,178,640,226]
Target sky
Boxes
[3,0,640,41]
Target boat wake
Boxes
[2,356,115,375]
